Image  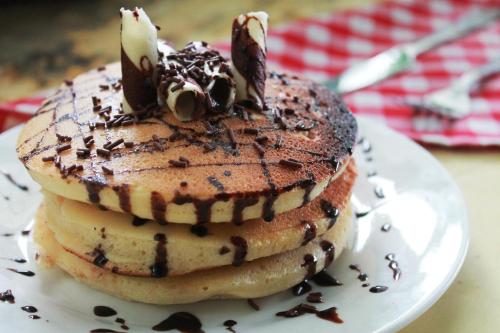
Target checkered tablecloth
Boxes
[2,0,500,146]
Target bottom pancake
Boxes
[34,203,352,305]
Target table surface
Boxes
[1,1,499,332]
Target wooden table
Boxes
[1,1,498,331]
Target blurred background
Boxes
[0,0,377,102]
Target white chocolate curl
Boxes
[154,41,236,122]
[120,8,158,114]
[231,11,268,110]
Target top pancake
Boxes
[17,62,357,224]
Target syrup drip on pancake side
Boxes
[190,225,208,237]
[132,216,149,226]
[151,233,168,277]
[113,184,131,213]
[301,221,317,246]
[320,240,335,268]
[173,191,231,225]
[232,196,259,225]
[320,199,340,229]
[292,240,338,295]
[230,236,248,266]
[302,254,317,279]
[152,312,204,332]
[151,191,167,224]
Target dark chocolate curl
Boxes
[120,8,159,113]
[231,12,268,110]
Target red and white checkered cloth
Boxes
[2,0,500,146]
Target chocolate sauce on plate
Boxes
[93,305,117,317]
[306,292,323,303]
[223,319,237,333]
[1,171,29,191]
[369,285,388,293]
[292,281,312,296]
[0,289,15,303]
[247,299,260,311]
[7,268,35,277]
[21,305,38,313]
[152,312,204,332]
[316,306,343,324]
[276,303,344,324]
[311,270,342,286]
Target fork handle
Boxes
[454,57,500,92]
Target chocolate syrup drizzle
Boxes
[230,236,248,266]
[151,233,168,277]
[18,66,356,227]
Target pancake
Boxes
[34,203,351,304]
[17,62,357,224]
[42,160,356,276]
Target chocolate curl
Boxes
[204,62,236,112]
[231,11,268,110]
[187,42,235,112]
[120,7,158,114]
[155,41,235,121]
[155,42,207,121]
[165,80,206,122]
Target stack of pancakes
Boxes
[16,63,357,304]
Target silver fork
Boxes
[409,57,500,119]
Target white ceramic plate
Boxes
[0,116,468,333]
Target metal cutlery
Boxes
[324,8,500,95]
[408,57,500,119]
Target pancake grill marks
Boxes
[17,64,357,223]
